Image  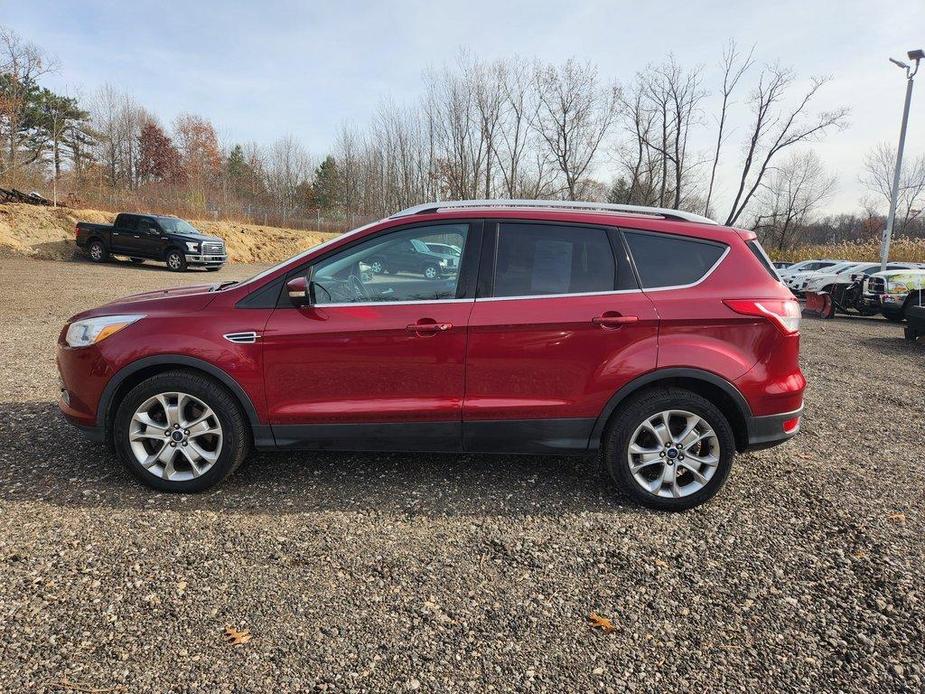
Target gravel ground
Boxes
[0,257,923,693]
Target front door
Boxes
[130,217,162,258]
[463,221,659,453]
[262,221,480,451]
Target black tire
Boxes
[88,239,108,263]
[603,387,736,511]
[423,264,439,280]
[882,309,904,323]
[113,370,249,492]
[165,248,187,272]
[129,257,145,265]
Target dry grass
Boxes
[0,204,338,264]
[771,237,925,263]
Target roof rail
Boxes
[390,199,718,225]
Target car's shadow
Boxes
[0,401,638,517]
[70,256,220,273]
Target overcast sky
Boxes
[4,0,924,214]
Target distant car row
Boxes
[775,259,925,324]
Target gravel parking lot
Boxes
[1,257,923,693]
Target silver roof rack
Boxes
[390,199,718,225]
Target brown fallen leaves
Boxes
[888,512,906,524]
[224,625,253,647]
[587,612,616,634]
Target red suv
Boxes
[57,201,804,510]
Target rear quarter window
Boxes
[623,231,726,289]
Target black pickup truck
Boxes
[75,213,227,272]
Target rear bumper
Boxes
[746,405,803,450]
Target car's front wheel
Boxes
[113,371,249,492]
[604,387,735,511]
[165,249,187,272]
[423,264,438,280]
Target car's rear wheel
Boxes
[604,387,735,511]
[166,249,187,272]
[113,371,249,492]
[423,264,438,280]
[88,240,108,263]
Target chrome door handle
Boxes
[592,314,639,329]
[406,322,452,333]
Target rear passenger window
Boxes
[624,231,725,289]
[493,223,616,297]
[118,215,137,231]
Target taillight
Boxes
[724,299,801,335]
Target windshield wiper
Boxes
[213,280,239,291]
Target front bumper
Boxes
[746,405,803,450]
[185,254,227,267]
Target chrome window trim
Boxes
[475,288,642,302]
[313,297,474,308]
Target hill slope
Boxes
[0,204,337,264]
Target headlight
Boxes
[185,241,199,252]
[65,315,145,348]
[438,258,448,267]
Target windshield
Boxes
[157,217,200,235]
[226,220,381,290]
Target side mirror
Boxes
[286,276,311,307]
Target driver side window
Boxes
[311,224,469,305]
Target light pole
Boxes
[880,49,923,270]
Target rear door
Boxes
[463,221,659,453]
[262,221,482,451]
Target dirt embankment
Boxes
[0,204,338,264]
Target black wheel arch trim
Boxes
[588,367,753,450]
[96,355,269,444]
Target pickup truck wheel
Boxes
[113,371,249,492]
[603,387,735,511]
[165,249,187,272]
[130,258,145,265]
[423,264,438,280]
[88,240,108,263]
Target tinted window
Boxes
[311,224,469,304]
[624,231,725,288]
[493,223,616,297]
[116,214,137,231]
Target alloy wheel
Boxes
[128,392,223,481]
[627,410,720,498]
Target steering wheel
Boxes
[348,274,370,302]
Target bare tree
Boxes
[860,142,925,232]
[724,65,848,226]
[704,40,755,216]
[0,25,57,182]
[532,59,620,200]
[752,150,836,251]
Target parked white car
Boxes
[779,259,847,294]
[802,262,920,295]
